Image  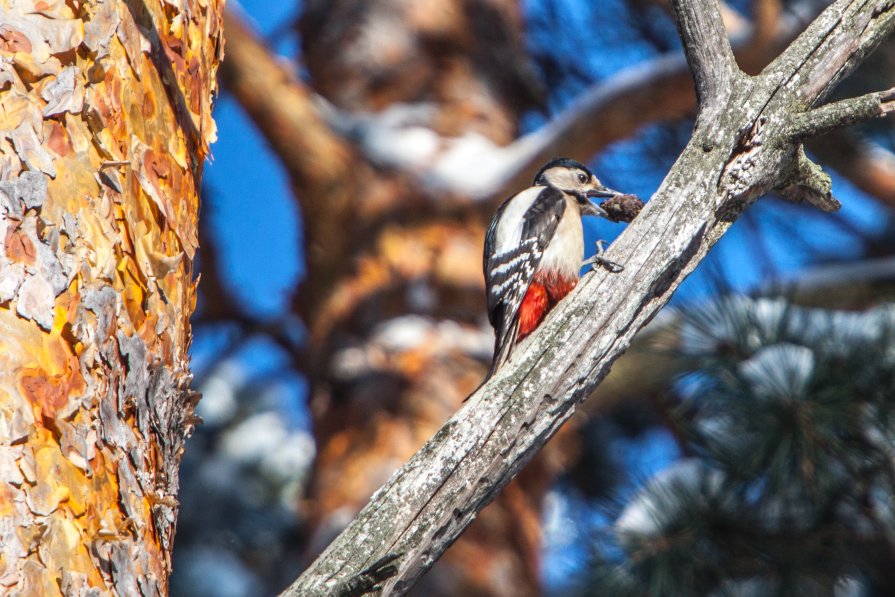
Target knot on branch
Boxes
[335,552,403,597]
[774,145,840,212]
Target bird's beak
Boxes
[580,200,609,218]
[582,186,621,218]
[586,186,623,199]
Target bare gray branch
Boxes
[669,0,739,115]
[788,87,895,140]
[768,0,895,103]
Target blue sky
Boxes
[204,1,303,318]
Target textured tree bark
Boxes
[283,0,895,594]
[0,0,223,594]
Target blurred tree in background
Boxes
[171,0,895,595]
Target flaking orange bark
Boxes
[0,0,223,594]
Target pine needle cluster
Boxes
[586,297,895,596]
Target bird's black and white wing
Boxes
[483,186,566,376]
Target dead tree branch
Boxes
[788,87,895,139]
[282,1,895,594]
[669,0,738,115]
[775,144,842,211]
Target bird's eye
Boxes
[577,172,588,184]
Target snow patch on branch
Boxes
[314,0,822,203]
[330,315,492,380]
[315,52,690,199]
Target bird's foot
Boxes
[583,240,624,273]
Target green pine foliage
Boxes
[582,297,895,596]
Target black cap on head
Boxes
[533,158,593,186]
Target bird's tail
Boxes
[464,325,518,402]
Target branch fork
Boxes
[774,85,895,212]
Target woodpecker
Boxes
[482,158,622,381]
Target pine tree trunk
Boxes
[0,1,223,594]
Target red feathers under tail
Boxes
[467,273,579,401]
[518,282,549,340]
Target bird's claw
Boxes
[583,240,624,273]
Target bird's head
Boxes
[533,158,620,217]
